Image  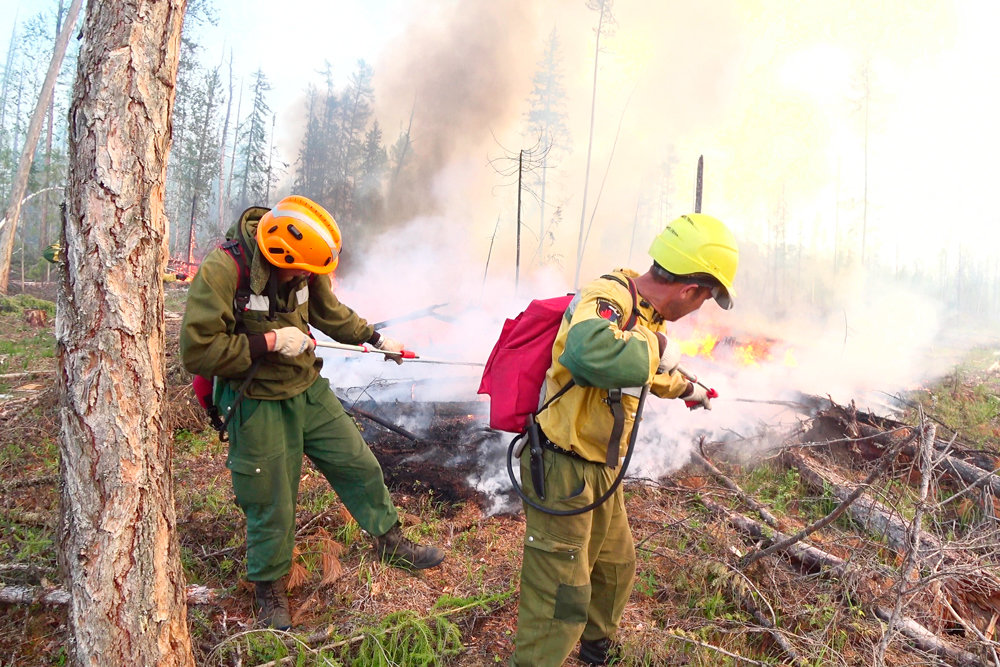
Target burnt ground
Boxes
[2,282,1000,665]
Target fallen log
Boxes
[0,584,70,606]
[691,451,781,529]
[786,448,1000,639]
[701,497,848,577]
[0,583,222,607]
[702,497,985,666]
[742,432,912,569]
[809,403,1000,497]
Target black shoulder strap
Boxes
[597,274,642,467]
[220,232,253,329]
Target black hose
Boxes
[507,385,649,516]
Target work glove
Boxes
[681,382,714,411]
[373,335,406,365]
[272,326,314,357]
[656,333,682,374]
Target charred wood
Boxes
[807,403,1000,497]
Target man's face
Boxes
[652,283,712,322]
[275,267,311,284]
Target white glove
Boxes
[373,334,405,365]
[657,334,682,374]
[272,326,314,357]
[681,383,713,411]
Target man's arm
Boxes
[180,251,265,378]
[307,274,378,345]
[558,281,660,388]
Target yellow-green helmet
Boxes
[648,213,739,309]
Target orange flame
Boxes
[679,332,719,359]
[677,330,798,369]
[734,343,766,367]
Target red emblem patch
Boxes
[596,298,623,325]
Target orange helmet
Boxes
[256,196,341,274]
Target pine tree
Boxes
[179,65,223,262]
[330,59,375,226]
[525,27,570,266]
[354,120,387,230]
[60,0,194,661]
[574,0,616,288]
[235,68,273,209]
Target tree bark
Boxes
[0,0,83,294]
[59,1,193,665]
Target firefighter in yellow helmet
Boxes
[180,196,445,631]
[511,213,739,666]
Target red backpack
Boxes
[477,275,638,433]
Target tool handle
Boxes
[378,347,418,359]
[676,364,714,391]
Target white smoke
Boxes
[297,1,1000,514]
[315,212,991,514]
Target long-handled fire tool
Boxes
[314,340,484,367]
[675,364,719,409]
[676,365,807,409]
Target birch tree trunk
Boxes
[58,1,193,665]
[0,0,83,295]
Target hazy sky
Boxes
[196,1,1000,273]
[4,1,999,274]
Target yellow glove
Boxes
[656,334,682,374]
[273,327,314,357]
[681,383,713,410]
[374,335,405,365]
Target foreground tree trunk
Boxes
[58,1,192,665]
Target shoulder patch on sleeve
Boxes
[595,298,624,325]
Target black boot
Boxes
[254,575,292,630]
[578,637,618,665]
[373,525,445,570]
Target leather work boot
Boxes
[254,575,292,630]
[578,637,620,665]
[373,525,445,570]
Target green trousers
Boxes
[222,376,399,581]
[510,447,637,666]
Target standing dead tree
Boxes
[59,0,194,664]
[486,137,548,292]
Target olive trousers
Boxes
[510,447,637,666]
[222,376,399,581]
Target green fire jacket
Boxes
[180,207,376,400]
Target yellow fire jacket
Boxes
[536,269,690,464]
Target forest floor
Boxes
[2,282,1000,666]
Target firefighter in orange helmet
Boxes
[181,196,445,630]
